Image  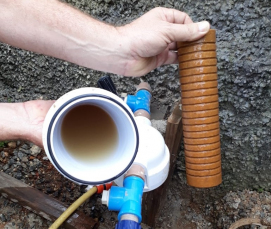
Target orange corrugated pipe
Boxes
[177,29,222,188]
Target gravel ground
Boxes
[0,141,148,229]
[1,140,271,229]
[153,180,271,229]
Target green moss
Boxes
[0,141,7,147]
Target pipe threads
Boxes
[177,29,222,188]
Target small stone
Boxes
[42,156,49,161]
[19,149,31,155]
[3,164,9,171]
[18,152,26,160]
[8,159,15,165]
[30,145,41,157]
[29,165,36,171]
[15,172,22,180]
[33,158,40,163]
[53,191,60,198]
[99,217,104,222]
[20,144,29,150]
[46,188,54,194]
[21,157,28,162]
[7,142,16,149]
[0,214,7,222]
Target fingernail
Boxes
[197,21,210,33]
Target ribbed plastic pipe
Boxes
[177,29,222,188]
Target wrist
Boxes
[21,102,40,145]
[113,25,136,76]
[0,103,31,143]
[21,100,54,147]
[85,24,130,75]
[12,102,38,144]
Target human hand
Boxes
[0,2,209,77]
[0,100,54,148]
[117,7,210,76]
[23,100,55,147]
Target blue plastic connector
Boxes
[126,89,151,114]
[108,176,144,223]
[115,220,141,229]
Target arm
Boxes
[0,0,124,75]
[0,101,54,147]
[0,0,210,76]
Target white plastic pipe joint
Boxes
[42,87,139,185]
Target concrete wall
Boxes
[0,0,270,193]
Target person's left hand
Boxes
[23,100,55,147]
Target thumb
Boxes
[170,21,210,42]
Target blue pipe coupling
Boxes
[105,176,144,222]
[126,89,151,114]
[115,220,141,229]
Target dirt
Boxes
[1,141,271,229]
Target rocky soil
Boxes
[0,140,271,229]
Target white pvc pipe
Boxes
[42,87,139,185]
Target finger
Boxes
[160,8,193,24]
[168,42,177,50]
[169,21,210,42]
[164,51,178,65]
[156,50,178,67]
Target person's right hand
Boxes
[0,2,209,77]
[117,7,210,77]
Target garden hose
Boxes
[49,183,112,229]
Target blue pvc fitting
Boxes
[126,89,151,114]
[108,176,144,223]
[115,220,141,229]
